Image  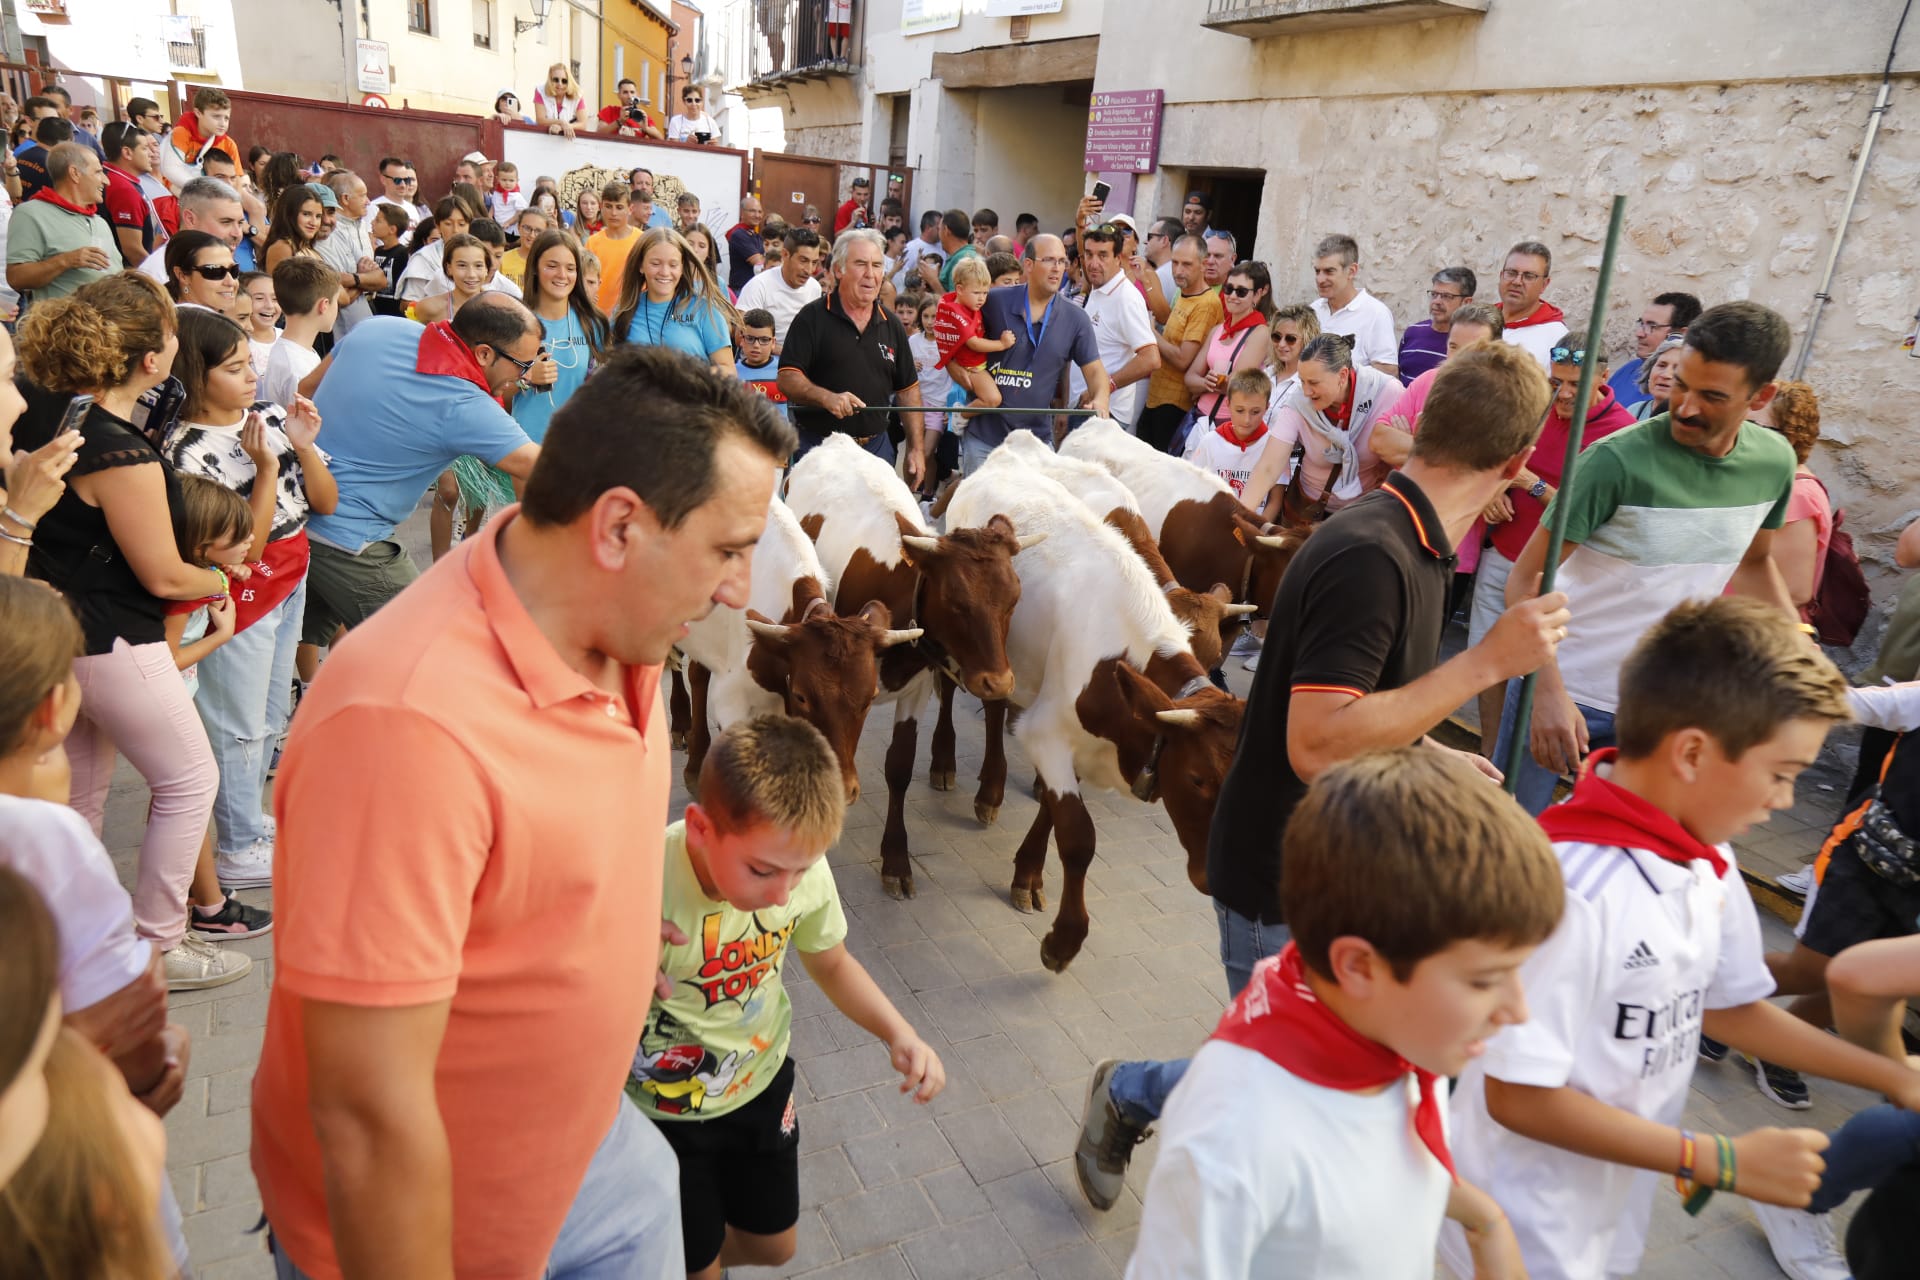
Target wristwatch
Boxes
[1528,478,1549,500]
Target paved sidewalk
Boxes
[101,518,1874,1278]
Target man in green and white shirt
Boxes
[1497,302,1799,813]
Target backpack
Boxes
[1806,476,1871,646]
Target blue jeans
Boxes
[1810,1104,1920,1214]
[794,425,895,467]
[1105,902,1290,1126]
[270,1099,682,1279]
[1491,677,1617,816]
[194,575,306,855]
[960,426,1000,474]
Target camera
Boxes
[625,105,646,122]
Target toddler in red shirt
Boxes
[932,255,1014,410]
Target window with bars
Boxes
[165,22,208,71]
[408,0,433,34]
[472,0,492,49]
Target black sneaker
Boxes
[1698,1035,1730,1063]
[1751,1056,1812,1109]
[1074,1059,1151,1212]
[191,895,273,940]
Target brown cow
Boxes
[948,449,1246,972]
[786,434,1036,899]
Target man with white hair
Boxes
[777,226,925,484]
[137,175,244,281]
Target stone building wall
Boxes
[783,122,864,161]
[1151,76,1920,598]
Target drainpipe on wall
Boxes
[1791,0,1911,380]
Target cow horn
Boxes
[745,619,792,641]
[901,535,942,554]
[877,627,924,648]
[1155,709,1204,728]
[1221,602,1259,617]
[1015,533,1048,551]
[1255,534,1293,550]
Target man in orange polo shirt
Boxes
[253,345,797,1280]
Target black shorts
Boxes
[1800,833,1920,958]
[654,1057,800,1271]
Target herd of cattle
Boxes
[667,421,1311,974]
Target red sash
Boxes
[230,530,310,634]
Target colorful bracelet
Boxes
[211,566,230,598]
[1714,1132,1737,1192]
[1673,1129,1697,1195]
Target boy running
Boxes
[632,714,945,1279]
[1129,747,1561,1279]
[1443,597,1920,1280]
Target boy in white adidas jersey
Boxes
[1183,367,1280,510]
[1442,597,1920,1280]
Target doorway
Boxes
[1180,168,1266,262]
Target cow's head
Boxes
[896,511,1038,701]
[1077,658,1244,894]
[1230,510,1311,620]
[744,586,921,802]
[1165,581,1258,671]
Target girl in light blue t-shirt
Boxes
[610,227,738,373]
[512,230,612,444]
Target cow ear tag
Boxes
[1233,526,1247,547]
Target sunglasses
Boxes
[1548,346,1589,366]
[803,216,821,224]
[1220,283,1255,298]
[190,263,240,281]
[490,347,538,378]
[387,175,417,185]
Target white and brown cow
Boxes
[1060,418,1308,648]
[785,433,1038,900]
[678,494,921,801]
[947,447,1244,973]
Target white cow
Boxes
[946,445,1244,972]
[678,493,920,802]
[786,433,1036,899]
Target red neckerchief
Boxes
[30,186,98,217]
[727,222,757,239]
[1501,299,1567,330]
[176,113,208,147]
[1216,418,1267,447]
[415,321,498,402]
[1213,944,1455,1179]
[1539,748,1729,878]
[1326,368,1356,431]
[1219,305,1265,339]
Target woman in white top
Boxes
[1263,301,1320,423]
[1251,333,1400,519]
[533,64,589,139]
[668,87,718,144]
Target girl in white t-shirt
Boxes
[241,272,281,377]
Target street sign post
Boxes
[1084,90,1164,174]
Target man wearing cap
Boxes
[1180,191,1214,240]
[456,152,487,187]
[834,176,871,235]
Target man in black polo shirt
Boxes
[778,226,925,486]
[1072,340,1573,1212]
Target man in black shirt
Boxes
[777,226,925,486]
[1073,340,1573,1211]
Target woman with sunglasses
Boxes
[533,63,589,139]
[1182,261,1274,433]
[164,231,240,318]
[667,86,718,145]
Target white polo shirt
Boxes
[1440,835,1773,1280]
[1502,315,1572,369]
[1312,289,1399,371]
[1071,269,1156,424]
[734,266,823,346]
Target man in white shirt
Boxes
[1495,239,1570,369]
[1309,233,1399,379]
[1148,217,1182,313]
[733,226,823,350]
[317,170,386,338]
[137,175,244,281]
[363,156,428,237]
[1070,223,1159,425]
[892,210,941,293]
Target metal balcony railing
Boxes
[1203,0,1489,38]
[739,0,862,85]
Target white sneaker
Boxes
[1241,649,1260,671]
[1778,865,1816,894]
[1229,630,1261,658]
[164,931,253,991]
[216,838,274,890]
[1751,1201,1849,1280]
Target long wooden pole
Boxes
[1502,194,1630,794]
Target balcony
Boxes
[1202,0,1488,38]
[732,0,862,93]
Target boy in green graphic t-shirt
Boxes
[629,714,945,1280]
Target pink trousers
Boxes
[67,639,217,950]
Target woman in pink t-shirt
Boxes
[1757,380,1832,621]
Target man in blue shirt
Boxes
[962,234,1110,473]
[1608,291,1702,404]
[304,295,545,641]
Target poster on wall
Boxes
[903,0,962,35]
[985,0,1065,14]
